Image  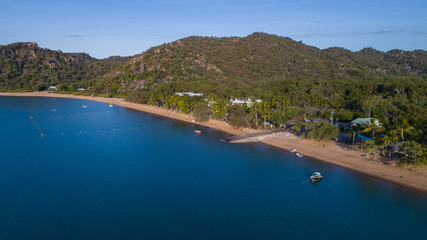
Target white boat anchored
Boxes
[296,152,303,158]
[290,148,296,153]
[310,172,323,182]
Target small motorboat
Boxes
[82,105,87,108]
[296,152,303,158]
[310,172,323,182]
[194,130,202,134]
[109,104,114,107]
[290,148,296,153]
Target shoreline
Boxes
[1,91,426,192]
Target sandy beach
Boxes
[1,91,426,192]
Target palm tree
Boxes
[291,121,303,136]
[261,101,271,130]
[249,101,261,128]
[169,95,180,111]
[279,95,290,110]
[396,119,415,142]
[362,118,385,138]
[378,130,399,157]
[164,95,173,110]
[149,91,161,106]
[212,98,228,121]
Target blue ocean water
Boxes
[0,96,426,240]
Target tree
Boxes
[168,94,180,111]
[182,96,196,116]
[377,130,399,158]
[149,91,162,106]
[336,108,354,121]
[227,105,250,128]
[362,118,385,138]
[396,119,415,142]
[397,141,425,165]
[177,99,187,114]
[272,94,290,111]
[212,98,228,120]
[193,103,211,122]
[260,101,271,130]
[249,101,261,128]
[361,96,393,118]
[363,140,380,159]
[291,121,303,136]
[126,90,150,104]
[306,122,339,141]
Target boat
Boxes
[290,148,296,153]
[296,152,303,158]
[310,172,323,182]
[194,130,202,134]
[82,105,87,108]
[109,104,113,107]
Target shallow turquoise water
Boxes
[0,96,426,240]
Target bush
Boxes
[193,103,211,122]
[227,105,250,128]
[306,122,339,141]
[126,90,150,104]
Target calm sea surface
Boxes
[1,96,427,240]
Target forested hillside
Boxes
[93,32,427,96]
[0,42,129,91]
[2,33,426,96]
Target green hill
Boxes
[2,33,426,95]
[0,42,129,91]
[93,32,427,96]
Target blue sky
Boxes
[1,0,426,59]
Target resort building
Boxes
[77,88,86,92]
[48,86,58,92]
[175,92,203,97]
[351,118,381,127]
[230,98,262,106]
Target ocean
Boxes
[1,96,426,240]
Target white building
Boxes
[48,86,58,92]
[351,118,381,127]
[230,98,262,106]
[175,92,203,97]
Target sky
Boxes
[1,0,426,59]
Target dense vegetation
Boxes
[1,33,426,164]
[126,78,426,165]
[93,32,427,96]
[0,42,129,92]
